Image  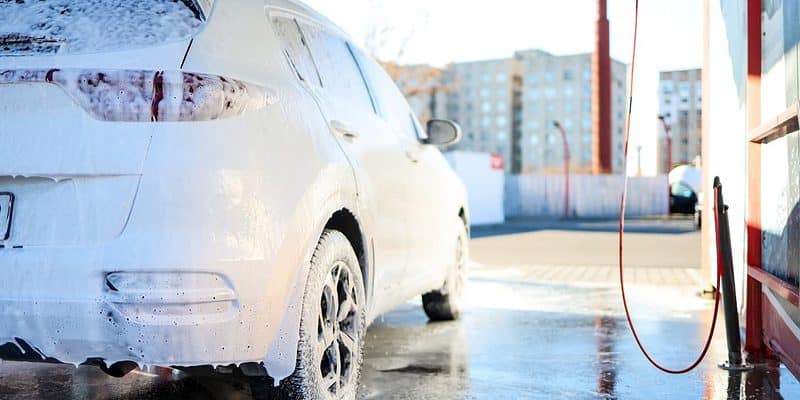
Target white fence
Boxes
[505,174,669,218]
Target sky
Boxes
[303,0,704,176]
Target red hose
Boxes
[618,0,721,374]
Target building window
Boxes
[529,88,540,99]
[480,88,491,98]
[563,70,574,81]
[582,68,591,80]
[545,87,556,98]
[527,74,539,85]
[564,86,574,97]
[496,101,507,112]
[545,71,555,82]
[661,81,674,94]
[529,120,540,129]
[496,72,507,82]
[496,116,508,127]
[482,102,492,112]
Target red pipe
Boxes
[593,0,613,174]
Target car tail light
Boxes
[0,69,277,122]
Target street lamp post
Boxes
[658,115,672,173]
[636,145,643,176]
[553,121,571,219]
[658,115,673,214]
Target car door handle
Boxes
[330,120,360,140]
[405,149,419,163]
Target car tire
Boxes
[280,229,366,400]
[422,219,468,321]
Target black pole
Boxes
[715,177,751,370]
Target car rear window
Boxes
[0,0,210,56]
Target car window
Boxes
[351,47,421,140]
[671,182,694,198]
[271,17,322,87]
[0,0,208,56]
[298,23,374,113]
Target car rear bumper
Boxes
[0,243,301,369]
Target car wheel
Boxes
[422,219,468,321]
[281,229,366,400]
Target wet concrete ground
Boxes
[1,218,798,399]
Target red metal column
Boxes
[745,0,766,358]
[592,0,612,174]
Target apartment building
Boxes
[657,69,702,173]
[427,50,628,173]
[513,50,627,174]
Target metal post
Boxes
[658,115,672,173]
[553,121,570,219]
[659,115,673,213]
[636,145,643,176]
[715,177,753,371]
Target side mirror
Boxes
[424,119,462,146]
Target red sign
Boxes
[490,153,505,170]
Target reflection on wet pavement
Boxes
[357,277,799,400]
[1,276,796,399]
[1,218,798,399]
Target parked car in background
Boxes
[670,181,698,214]
[668,165,702,216]
[694,191,703,228]
[0,0,468,398]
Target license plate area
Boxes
[0,192,14,241]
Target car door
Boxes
[271,15,413,296]
[349,52,446,287]
[402,116,454,284]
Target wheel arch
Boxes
[323,208,372,306]
[458,206,470,235]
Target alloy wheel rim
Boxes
[446,235,466,300]
[316,261,360,397]
[453,236,466,298]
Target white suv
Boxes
[0,0,468,398]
